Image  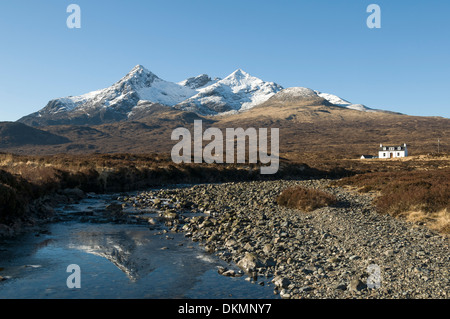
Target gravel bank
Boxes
[119,179,449,299]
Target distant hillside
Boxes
[0,122,70,147]
[212,89,449,156]
[2,97,449,158]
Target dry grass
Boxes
[277,186,337,212]
[404,209,450,235]
[335,168,450,235]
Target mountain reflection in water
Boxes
[68,229,155,282]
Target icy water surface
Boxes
[0,194,279,299]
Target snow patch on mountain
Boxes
[314,90,376,112]
[314,91,351,106]
[137,79,197,106]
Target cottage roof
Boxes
[379,144,407,151]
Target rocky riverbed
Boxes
[118,179,449,299]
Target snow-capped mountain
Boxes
[176,69,283,115]
[19,65,201,126]
[18,64,381,126]
[66,64,197,107]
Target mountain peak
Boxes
[232,68,246,74]
[132,64,145,70]
[280,87,317,96]
[266,87,320,103]
[117,65,159,89]
[220,69,264,88]
[228,68,250,79]
[125,64,156,77]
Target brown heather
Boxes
[277,186,337,212]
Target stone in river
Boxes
[237,252,264,273]
[273,276,291,289]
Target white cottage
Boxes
[378,144,408,159]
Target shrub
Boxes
[277,186,337,212]
[0,170,31,224]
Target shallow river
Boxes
[0,193,279,299]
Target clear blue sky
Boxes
[0,0,449,121]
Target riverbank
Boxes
[120,179,449,299]
[0,187,87,238]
